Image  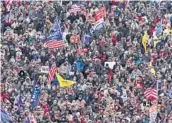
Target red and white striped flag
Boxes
[70,4,81,14]
[48,66,58,82]
[45,40,65,49]
[144,88,157,100]
[144,84,158,102]
[144,80,158,101]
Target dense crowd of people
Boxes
[1,1,172,123]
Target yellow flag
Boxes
[142,32,148,55]
[56,73,76,87]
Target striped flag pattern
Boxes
[48,67,58,82]
[46,40,65,49]
[144,88,157,100]
[70,4,81,14]
[144,81,158,101]
[45,17,64,49]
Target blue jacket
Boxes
[76,58,84,72]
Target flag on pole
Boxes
[30,84,41,109]
[46,31,64,49]
[55,73,76,87]
[48,66,58,82]
[144,81,158,101]
[94,6,106,21]
[90,18,104,34]
[90,6,106,34]
[45,17,65,49]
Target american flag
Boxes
[45,40,65,49]
[144,81,158,101]
[45,17,65,49]
[94,6,106,22]
[48,66,58,82]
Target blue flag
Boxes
[31,85,41,109]
[90,19,104,34]
[46,31,63,41]
[46,16,64,49]
[50,16,61,32]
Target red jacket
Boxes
[108,69,113,84]
[155,17,161,24]
[112,35,117,46]
[149,25,155,37]
[1,93,9,101]
[81,120,87,123]
[137,15,143,22]
[41,103,50,116]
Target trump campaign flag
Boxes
[45,17,65,49]
[30,83,41,109]
[90,18,104,34]
[90,6,106,34]
[94,6,106,21]
[90,6,106,33]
